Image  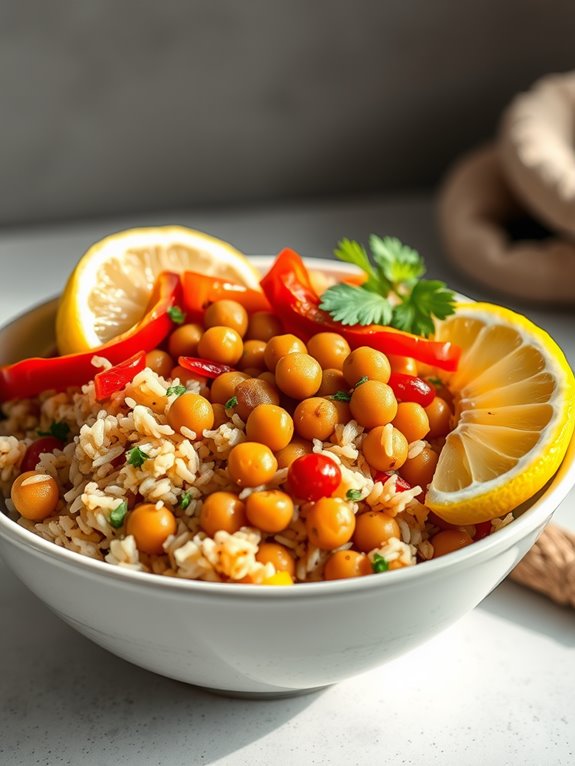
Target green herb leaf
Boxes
[127,446,151,468]
[109,500,128,529]
[333,238,381,290]
[346,489,363,501]
[225,396,238,409]
[331,390,352,402]
[354,376,368,388]
[319,284,392,326]
[426,376,444,388]
[166,385,187,398]
[38,422,70,441]
[180,491,192,510]
[369,235,425,285]
[168,306,186,325]
[372,553,390,573]
[392,280,456,337]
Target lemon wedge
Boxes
[56,226,261,355]
[426,303,575,525]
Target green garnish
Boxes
[372,553,390,573]
[109,500,128,529]
[38,422,70,441]
[346,489,363,501]
[427,376,444,388]
[354,376,368,388]
[180,491,192,510]
[331,390,352,402]
[319,236,456,337]
[225,396,238,409]
[168,305,186,325]
[166,385,187,398]
[127,446,151,468]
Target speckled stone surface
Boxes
[1,196,573,765]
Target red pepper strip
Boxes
[388,373,436,407]
[178,356,235,380]
[0,271,181,402]
[94,350,147,402]
[260,249,461,372]
[182,271,270,320]
[375,471,413,492]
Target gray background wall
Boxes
[1,1,574,226]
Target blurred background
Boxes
[1,0,574,227]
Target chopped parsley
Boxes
[168,305,186,325]
[319,235,456,337]
[109,500,128,529]
[127,446,151,468]
[372,553,390,573]
[354,376,368,388]
[331,390,352,402]
[225,396,238,409]
[346,489,363,501]
[166,385,187,398]
[180,491,192,510]
[38,421,70,441]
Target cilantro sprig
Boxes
[372,553,390,573]
[319,236,456,337]
[109,500,128,529]
[127,446,151,468]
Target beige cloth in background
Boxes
[437,145,575,304]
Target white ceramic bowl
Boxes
[1,258,574,698]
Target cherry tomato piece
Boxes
[287,453,342,501]
[473,521,492,541]
[21,437,63,473]
[388,373,436,408]
[374,470,412,492]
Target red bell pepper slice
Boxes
[94,350,147,401]
[182,272,270,321]
[178,356,235,380]
[375,471,413,492]
[0,271,181,402]
[388,373,436,407]
[260,249,461,372]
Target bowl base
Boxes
[202,684,329,700]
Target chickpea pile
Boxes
[13,298,463,583]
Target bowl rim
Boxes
[1,255,574,600]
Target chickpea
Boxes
[362,425,408,472]
[258,371,276,387]
[246,311,284,342]
[246,490,294,533]
[317,368,348,397]
[392,402,430,443]
[330,399,351,425]
[400,447,438,488]
[353,511,400,552]
[242,367,262,378]
[11,471,59,521]
[293,397,338,441]
[305,497,356,550]
[387,354,418,376]
[235,378,280,421]
[204,300,248,337]
[197,326,244,366]
[350,380,398,429]
[227,442,278,487]
[127,503,177,554]
[275,353,322,400]
[256,542,296,576]
[170,365,207,389]
[210,371,250,406]
[431,529,473,558]
[264,334,307,372]
[425,397,453,438]
[324,550,371,580]
[239,339,267,371]
[275,438,312,469]
[246,404,294,451]
[167,392,214,437]
[168,323,203,359]
[200,492,247,537]
[145,349,174,378]
[307,333,351,371]
[211,402,229,429]
[343,347,391,387]
[127,385,168,414]
[262,571,294,586]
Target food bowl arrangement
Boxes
[0,231,574,696]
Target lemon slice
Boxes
[56,226,261,355]
[426,303,575,525]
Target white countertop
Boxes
[1,195,573,766]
